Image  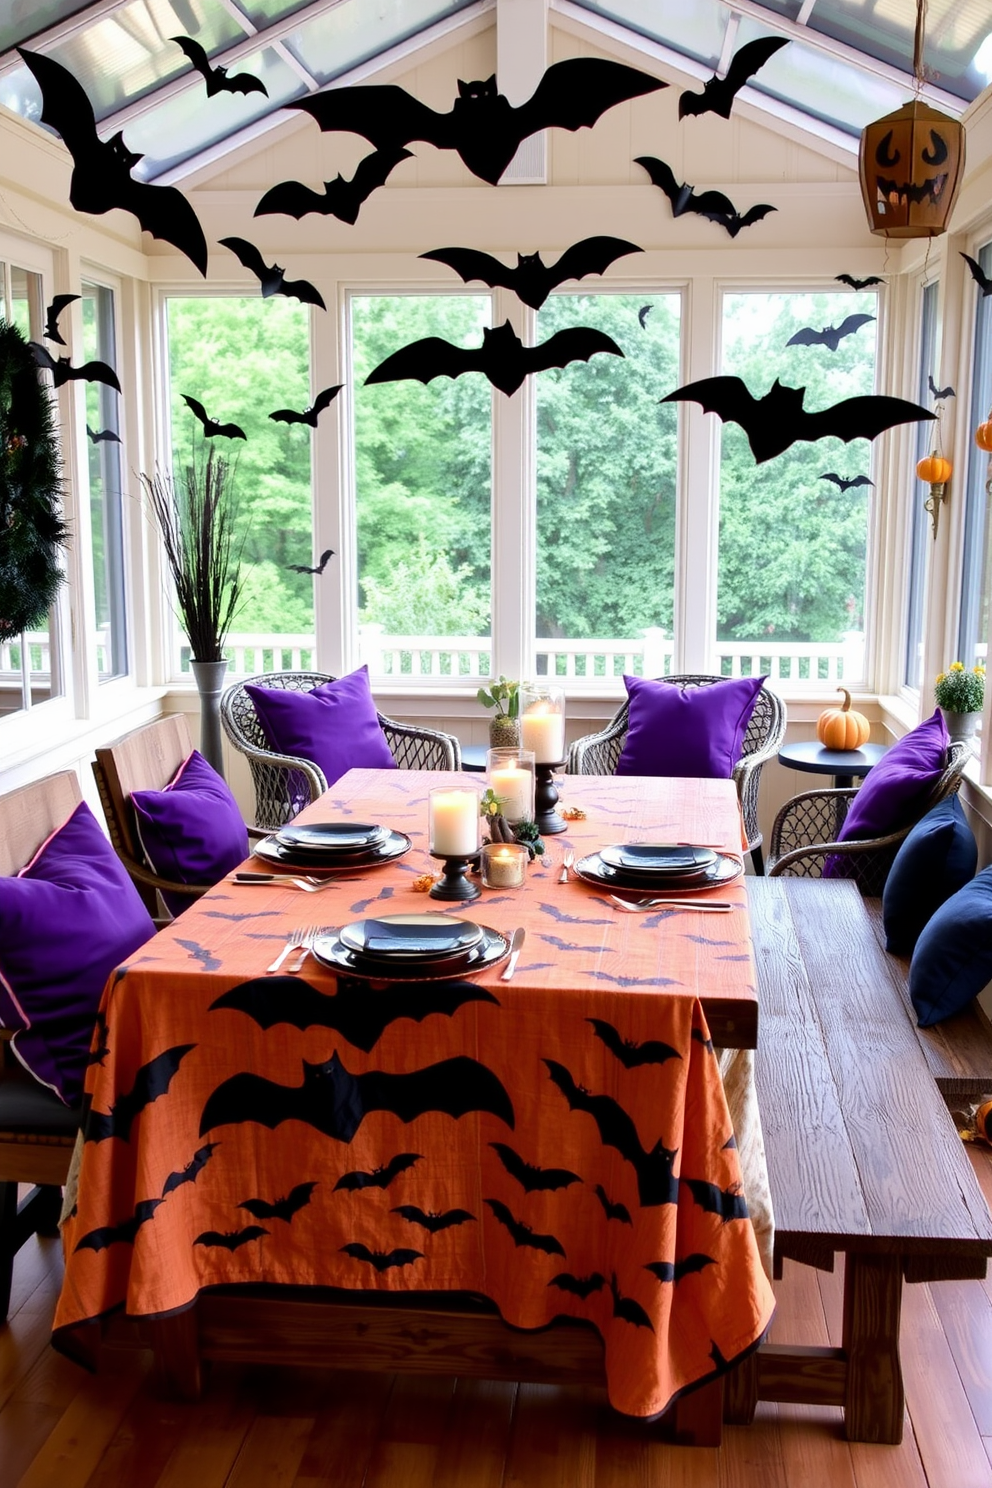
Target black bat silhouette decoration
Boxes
[961,253,992,296]
[588,1018,681,1070]
[786,313,875,351]
[391,1205,476,1232]
[683,1177,749,1222]
[181,395,246,441]
[87,1009,110,1067]
[836,273,884,290]
[288,59,666,186]
[172,36,268,98]
[219,237,326,310]
[609,1272,654,1330]
[365,320,622,398]
[18,49,208,276]
[819,472,874,492]
[44,293,80,345]
[269,386,342,427]
[210,975,500,1053]
[162,1141,219,1194]
[661,376,934,464]
[334,1153,423,1191]
[929,374,955,400]
[691,1028,714,1055]
[485,1198,566,1257]
[490,1141,581,1193]
[636,156,776,238]
[200,1050,515,1141]
[544,1058,678,1207]
[287,548,334,576]
[175,937,222,972]
[679,36,788,119]
[341,1242,423,1272]
[194,1225,269,1250]
[86,424,121,444]
[548,1271,605,1299]
[239,1181,317,1222]
[420,236,642,310]
[638,304,653,328]
[644,1253,716,1284]
[74,1198,164,1252]
[30,342,121,392]
[594,1184,632,1225]
[83,1044,196,1143]
[255,147,413,223]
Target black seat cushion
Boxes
[0,1078,82,1135]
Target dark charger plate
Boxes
[253,830,412,873]
[312,925,510,981]
[574,850,744,895]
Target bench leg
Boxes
[144,1307,203,1401]
[841,1254,904,1444]
[668,1374,723,1446]
[723,1352,759,1425]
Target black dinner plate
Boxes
[574,850,744,895]
[275,821,389,853]
[253,830,411,873]
[312,924,509,981]
[598,843,717,877]
[338,913,484,960]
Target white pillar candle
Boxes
[521,703,565,764]
[429,788,480,856]
[491,764,532,823]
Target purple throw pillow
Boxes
[0,801,156,1105]
[616,674,766,778]
[131,750,249,916]
[245,666,396,792]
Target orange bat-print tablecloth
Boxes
[55,770,774,1419]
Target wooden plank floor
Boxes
[5,1149,992,1488]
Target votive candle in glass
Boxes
[519,683,566,764]
[429,786,481,857]
[481,841,528,889]
[486,747,536,824]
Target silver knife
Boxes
[501,927,526,981]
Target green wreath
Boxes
[0,318,67,643]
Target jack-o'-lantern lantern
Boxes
[859,100,965,239]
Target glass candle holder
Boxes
[519,683,566,765]
[481,841,528,889]
[486,747,536,824]
[428,785,482,857]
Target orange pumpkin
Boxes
[976,421,992,453]
[916,452,952,484]
[817,688,871,750]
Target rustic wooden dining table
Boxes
[54,769,774,1442]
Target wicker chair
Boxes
[221,671,462,831]
[766,739,971,896]
[566,675,787,874]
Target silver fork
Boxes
[235,873,338,892]
[558,849,575,884]
[609,895,735,914]
[287,925,322,973]
[266,927,312,974]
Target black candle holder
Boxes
[534,761,567,835]
[429,851,481,901]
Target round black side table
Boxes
[777,740,889,790]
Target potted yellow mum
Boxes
[934,661,985,743]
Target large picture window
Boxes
[959,241,992,674]
[904,280,938,690]
[82,280,127,680]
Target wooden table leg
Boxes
[841,1254,904,1444]
[668,1374,723,1446]
[145,1307,203,1401]
[724,1352,758,1425]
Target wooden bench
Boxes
[741,876,992,1443]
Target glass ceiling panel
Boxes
[0,1,99,55]
[286,0,478,85]
[796,0,991,101]
[236,0,334,24]
[570,0,728,66]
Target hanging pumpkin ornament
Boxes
[917,449,952,538]
[975,415,992,454]
[817,688,871,750]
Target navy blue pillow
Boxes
[909,866,992,1027]
[882,795,977,954]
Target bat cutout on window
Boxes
[82,1043,196,1143]
[587,1017,681,1069]
[660,376,934,464]
[636,156,776,238]
[238,1182,318,1222]
[961,253,992,296]
[255,148,413,223]
[609,1272,654,1330]
[288,59,667,186]
[171,36,268,98]
[682,1177,750,1222]
[269,385,342,427]
[74,1198,164,1252]
[819,472,874,492]
[18,49,208,276]
[194,1225,269,1250]
[638,304,653,328]
[162,1142,219,1194]
[594,1184,632,1225]
[679,36,788,119]
[548,1271,605,1299]
[30,342,121,392]
[286,548,334,576]
[644,1253,716,1284]
[835,274,884,290]
[87,425,121,444]
[334,1153,423,1191]
[391,1205,476,1232]
[544,1058,679,1206]
[365,320,623,397]
[420,236,642,309]
[490,1141,581,1192]
[928,374,955,400]
[341,1243,423,1272]
[485,1198,566,1256]
[181,394,246,441]
[219,237,326,309]
[44,293,80,345]
[785,314,875,351]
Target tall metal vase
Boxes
[190,658,228,778]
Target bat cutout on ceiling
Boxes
[210,975,499,1053]
[30,342,121,392]
[287,548,334,576]
[255,147,413,223]
[785,313,875,351]
[86,425,121,444]
[835,274,884,290]
[171,36,268,98]
[365,320,623,398]
[644,1253,715,1283]
[288,59,667,186]
[162,1142,218,1194]
[929,374,955,400]
[660,376,934,464]
[334,1153,423,1191]
[199,1050,515,1141]
[544,1059,678,1207]
[636,156,775,238]
[219,237,326,310]
[181,394,246,441]
[682,1177,749,1222]
[961,253,992,297]
[594,1184,632,1225]
[74,1198,164,1252]
[819,472,874,492]
[82,1044,196,1143]
[548,1271,605,1299]
[420,236,643,310]
[194,1225,269,1250]
[44,293,80,345]
[490,1141,581,1192]
[638,304,653,328]
[269,385,342,427]
[587,1017,681,1069]
[679,35,788,119]
[485,1198,566,1257]
[18,48,208,276]
[609,1272,654,1330]
[391,1204,476,1232]
[341,1242,423,1272]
